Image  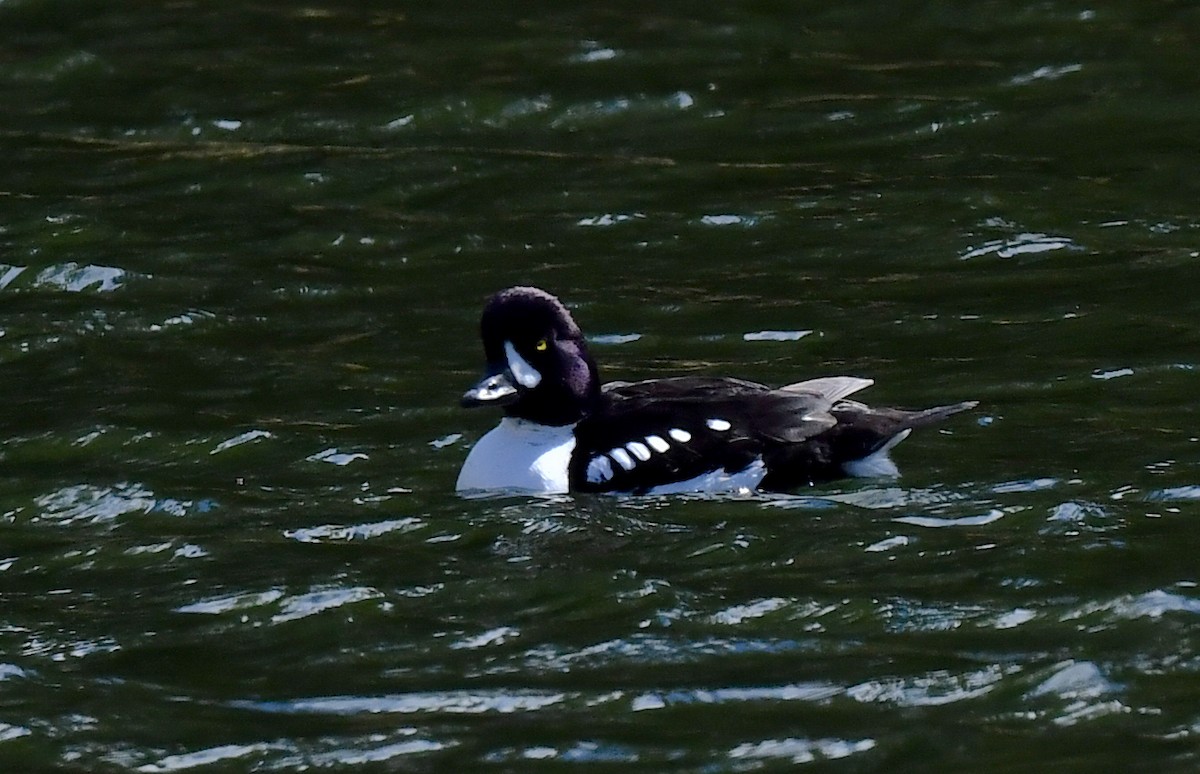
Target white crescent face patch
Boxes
[504,340,542,388]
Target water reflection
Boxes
[3,0,1200,770]
[32,482,163,526]
[137,734,451,772]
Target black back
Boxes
[568,377,840,493]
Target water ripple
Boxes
[569,41,620,64]
[33,262,137,293]
[576,212,645,227]
[450,626,520,650]
[523,635,808,672]
[177,585,386,623]
[1042,501,1113,535]
[236,690,568,716]
[847,665,1010,707]
[146,309,216,333]
[960,232,1083,260]
[1007,63,1083,86]
[822,485,962,510]
[992,477,1059,494]
[1028,660,1114,700]
[1062,589,1200,622]
[283,517,425,543]
[880,600,991,633]
[699,213,761,227]
[1025,660,1127,727]
[296,737,453,767]
[589,333,642,345]
[306,448,368,466]
[209,429,273,455]
[708,597,791,625]
[633,682,841,712]
[0,723,32,743]
[1146,486,1200,502]
[177,590,287,616]
[137,743,288,773]
[271,587,384,623]
[742,330,813,342]
[131,730,452,771]
[894,509,1006,528]
[990,608,1038,630]
[32,483,158,527]
[729,737,877,765]
[484,741,639,764]
[865,535,910,553]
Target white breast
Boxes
[456,418,577,495]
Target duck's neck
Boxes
[506,346,601,426]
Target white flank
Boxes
[646,458,767,495]
[706,418,732,431]
[668,428,692,443]
[842,429,911,478]
[456,418,575,494]
[609,447,636,471]
[586,455,614,483]
[504,340,542,388]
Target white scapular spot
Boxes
[706,418,732,431]
[625,441,651,461]
[609,447,636,471]
[645,435,670,454]
[668,428,691,443]
[504,340,542,388]
[586,455,614,483]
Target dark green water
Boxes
[2,1,1200,771]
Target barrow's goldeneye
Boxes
[456,286,976,495]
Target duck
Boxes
[455,286,976,495]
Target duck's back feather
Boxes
[780,376,874,403]
[759,398,979,489]
[570,377,977,493]
[570,376,842,493]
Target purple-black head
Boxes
[461,286,600,425]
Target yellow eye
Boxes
[535,338,548,352]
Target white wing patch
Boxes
[586,434,680,485]
[705,418,731,431]
[645,435,670,453]
[625,441,651,461]
[668,428,692,443]
[609,447,636,471]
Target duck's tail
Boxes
[836,399,978,479]
[900,400,980,429]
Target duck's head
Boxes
[461,286,600,425]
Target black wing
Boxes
[569,377,838,493]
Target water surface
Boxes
[2,2,1199,771]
